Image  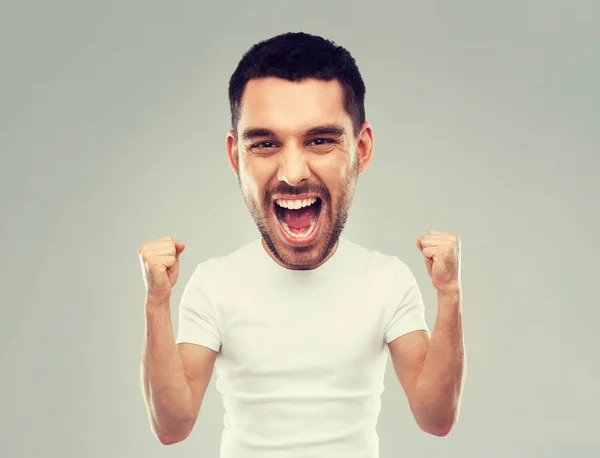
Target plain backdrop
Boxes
[1,0,599,457]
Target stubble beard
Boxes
[238,160,359,270]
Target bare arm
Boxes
[141,297,217,445]
[388,288,465,436]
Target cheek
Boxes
[316,157,353,190]
[241,160,273,198]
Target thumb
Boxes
[174,241,185,255]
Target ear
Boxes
[356,122,374,174]
[226,130,240,177]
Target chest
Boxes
[216,283,388,389]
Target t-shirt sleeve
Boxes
[175,263,222,352]
[384,258,430,344]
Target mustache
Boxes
[266,184,329,200]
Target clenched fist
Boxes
[416,230,461,293]
[138,236,185,302]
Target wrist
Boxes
[144,297,173,337]
[145,294,171,312]
[435,282,462,296]
[436,286,462,318]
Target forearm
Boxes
[413,288,465,434]
[141,297,194,442]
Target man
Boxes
[139,32,465,457]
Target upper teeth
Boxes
[276,197,318,210]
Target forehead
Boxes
[239,77,350,133]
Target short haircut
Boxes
[228,32,366,139]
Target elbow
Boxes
[158,435,176,446]
[412,398,460,437]
[425,422,455,437]
[419,415,457,437]
[153,420,193,446]
[157,430,190,446]
[416,412,457,437]
[158,436,183,446]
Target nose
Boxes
[277,147,310,186]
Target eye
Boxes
[252,141,276,148]
[309,138,334,146]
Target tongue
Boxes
[282,206,317,230]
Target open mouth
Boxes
[273,197,323,245]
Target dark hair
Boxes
[228,32,366,139]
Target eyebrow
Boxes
[241,123,347,141]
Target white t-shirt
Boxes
[176,236,429,458]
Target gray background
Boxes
[1,0,599,457]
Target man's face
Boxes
[226,77,373,270]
